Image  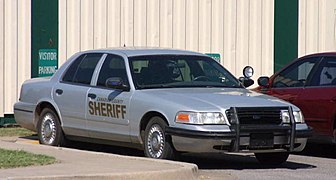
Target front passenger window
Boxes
[97,55,128,87]
[273,57,319,88]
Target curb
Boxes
[1,138,198,180]
[9,168,198,180]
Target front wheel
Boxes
[37,108,65,146]
[255,152,289,165]
[144,116,176,159]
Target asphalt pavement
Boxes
[0,137,198,180]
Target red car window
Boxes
[272,57,319,88]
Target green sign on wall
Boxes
[38,49,58,77]
[206,53,221,62]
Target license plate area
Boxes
[249,133,274,149]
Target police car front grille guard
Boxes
[226,107,284,125]
[229,106,296,152]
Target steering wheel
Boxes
[193,76,211,81]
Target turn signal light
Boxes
[176,113,189,121]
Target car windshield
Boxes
[129,55,242,89]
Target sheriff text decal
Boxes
[88,98,126,119]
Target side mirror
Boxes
[239,66,254,87]
[257,76,270,87]
[105,77,130,91]
[239,77,254,88]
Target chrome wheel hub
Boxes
[41,113,57,144]
[147,124,165,158]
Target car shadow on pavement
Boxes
[295,142,336,159]
[64,141,145,157]
[20,135,317,170]
[178,153,316,170]
[19,135,145,157]
[21,135,38,140]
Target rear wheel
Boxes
[255,152,289,165]
[37,108,65,146]
[144,116,176,160]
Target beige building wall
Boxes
[3,0,336,116]
[0,0,31,117]
[59,0,275,80]
[299,0,336,56]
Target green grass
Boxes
[0,127,36,137]
[0,128,57,169]
[0,148,56,169]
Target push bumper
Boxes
[166,126,313,153]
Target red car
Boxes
[255,52,336,144]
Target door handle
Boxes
[55,89,63,95]
[88,93,97,99]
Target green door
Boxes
[31,0,59,78]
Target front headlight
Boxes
[293,111,305,123]
[175,111,227,125]
[281,110,304,123]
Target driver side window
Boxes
[273,58,319,88]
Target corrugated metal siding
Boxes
[59,0,275,79]
[0,0,31,116]
[4,0,18,116]
[6,0,335,117]
[262,0,274,75]
[0,0,276,116]
[299,0,336,56]
[0,0,3,117]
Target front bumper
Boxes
[166,125,313,153]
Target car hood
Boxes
[138,88,298,111]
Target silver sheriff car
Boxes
[14,48,312,164]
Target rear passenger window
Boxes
[310,57,336,86]
[62,53,102,85]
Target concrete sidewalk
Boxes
[0,137,198,180]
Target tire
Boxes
[255,152,290,165]
[37,108,65,146]
[144,116,176,160]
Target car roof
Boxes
[80,47,207,57]
[300,52,336,59]
[270,52,336,78]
